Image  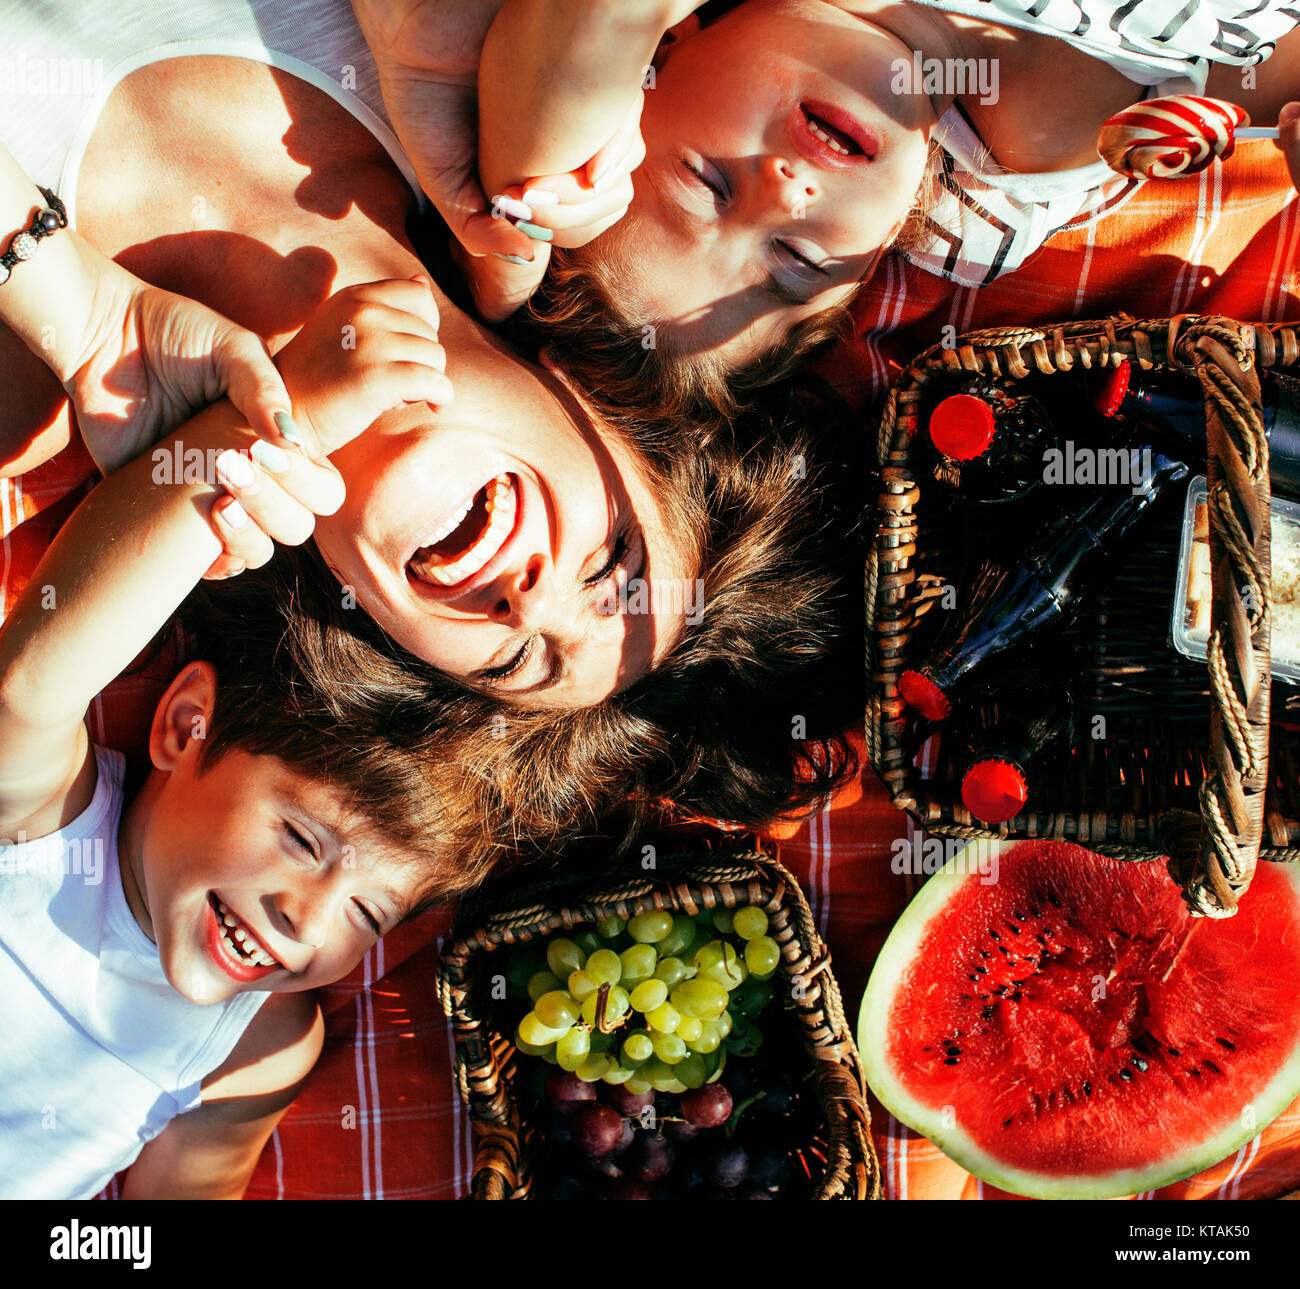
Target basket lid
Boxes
[930,394,997,460]
[962,757,1028,824]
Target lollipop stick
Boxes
[1236,126,1279,139]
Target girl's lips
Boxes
[204,893,280,984]
[405,473,528,606]
[789,101,878,170]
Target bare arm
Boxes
[121,993,324,1200]
[0,401,340,839]
[476,0,697,199]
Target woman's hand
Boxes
[62,262,295,478]
[350,0,537,263]
[271,276,452,454]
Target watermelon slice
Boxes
[858,839,1300,1198]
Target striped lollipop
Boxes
[1097,95,1276,179]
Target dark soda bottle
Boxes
[925,385,1054,501]
[899,453,1190,720]
[956,670,1074,825]
[1095,360,1300,496]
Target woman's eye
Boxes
[585,532,631,589]
[482,637,534,681]
[354,900,382,935]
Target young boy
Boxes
[0,278,455,1200]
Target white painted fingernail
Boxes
[215,448,256,489]
[490,194,533,221]
[522,188,560,206]
[220,498,250,529]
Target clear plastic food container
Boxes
[1171,477,1300,684]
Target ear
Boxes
[652,14,702,69]
[149,661,219,772]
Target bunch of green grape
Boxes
[504,905,782,1095]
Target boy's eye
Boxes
[354,900,382,935]
[283,822,317,857]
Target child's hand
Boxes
[496,95,645,251]
[272,277,452,455]
[457,100,644,322]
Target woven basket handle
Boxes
[1159,319,1273,917]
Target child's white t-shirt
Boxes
[0,745,270,1199]
[903,0,1300,285]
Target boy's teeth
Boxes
[214,896,277,968]
[409,474,518,589]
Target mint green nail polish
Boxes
[494,252,534,265]
[274,411,305,447]
[515,221,554,243]
[251,438,291,474]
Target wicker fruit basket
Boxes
[866,314,1300,919]
[436,835,880,1199]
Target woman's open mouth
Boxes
[407,473,520,592]
[206,893,282,981]
[792,102,877,169]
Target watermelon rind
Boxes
[857,839,1300,1199]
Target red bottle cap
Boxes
[899,669,952,721]
[962,758,1029,824]
[1095,361,1132,419]
[929,394,997,461]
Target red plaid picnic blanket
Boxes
[6,136,1299,1201]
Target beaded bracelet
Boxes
[0,187,68,286]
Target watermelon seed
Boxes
[1031,908,1042,918]
[1189,1069,1201,1077]
[946,1046,961,1056]
[989,930,1001,940]
[1205,1060,1221,1075]
[1168,1047,1181,1056]
[968,974,979,982]
[944,1058,959,1066]
[1002,1117,1013,1127]
[1132,1056,1148,1072]
[979,950,991,959]
[1048,894,1061,907]
[1013,911,1027,921]
[1216,1038,1236,1051]
[981,1007,995,1019]
[1083,1081,1092,1095]
[974,966,988,975]
[1008,926,1021,935]
[1118,1068,1133,1081]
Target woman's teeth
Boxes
[409,474,518,589]
[214,895,278,968]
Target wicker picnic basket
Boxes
[867,313,1300,919]
[436,834,880,1199]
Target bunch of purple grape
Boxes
[530,1049,816,1200]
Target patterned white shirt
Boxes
[902,0,1300,286]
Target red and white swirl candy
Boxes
[1097,95,1276,179]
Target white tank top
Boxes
[0,745,269,1199]
[0,0,421,223]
